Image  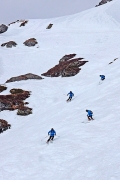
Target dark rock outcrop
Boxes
[20,20,28,27]
[41,54,88,77]
[10,88,24,94]
[59,54,76,62]
[0,119,11,134]
[17,106,32,116]
[1,41,17,48]
[0,85,7,93]
[96,0,112,7]
[23,38,38,47]
[109,58,118,65]
[8,20,19,26]
[0,24,8,34]
[46,23,53,29]
[0,89,32,116]
[6,73,43,83]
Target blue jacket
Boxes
[67,91,74,98]
[87,110,93,116]
[48,129,56,137]
[100,75,105,80]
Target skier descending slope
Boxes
[67,91,74,101]
[86,110,94,121]
[100,75,105,80]
[46,128,56,143]
[99,75,105,84]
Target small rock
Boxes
[0,24,8,34]
[46,23,53,29]
[23,38,38,47]
[1,41,17,48]
[20,20,28,27]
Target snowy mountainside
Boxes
[0,0,120,180]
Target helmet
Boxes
[86,110,88,112]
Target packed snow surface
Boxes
[0,0,120,179]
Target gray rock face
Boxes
[0,24,8,34]
[1,41,17,48]
[17,107,32,116]
[46,23,53,29]
[6,73,43,83]
[96,0,112,6]
[23,38,38,47]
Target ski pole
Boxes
[41,135,48,141]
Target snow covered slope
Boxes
[0,0,120,179]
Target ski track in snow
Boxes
[0,1,120,180]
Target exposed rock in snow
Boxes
[0,85,7,93]
[0,89,32,116]
[0,24,8,34]
[46,23,53,29]
[17,106,32,116]
[23,38,38,47]
[10,88,24,94]
[6,73,43,83]
[109,58,118,64]
[0,119,11,134]
[8,20,19,26]
[41,54,88,77]
[20,20,28,27]
[96,0,112,7]
[1,41,17,48]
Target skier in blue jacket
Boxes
[100,75,105,81]
[67,91,74,101]
[47,128,56,143]
[86,110,94,120]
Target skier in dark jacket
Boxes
[100,75,105,81]
[67,91,74,101]
[86,110,94,120]
[47,128,56,143]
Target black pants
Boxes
[47,136,54,142]
[87,115,94,120]
[67,97,72,101]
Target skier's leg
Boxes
[47,136,51,143]
[51,136,54,141]
[88,116,91,121]
[67,97,70,101]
